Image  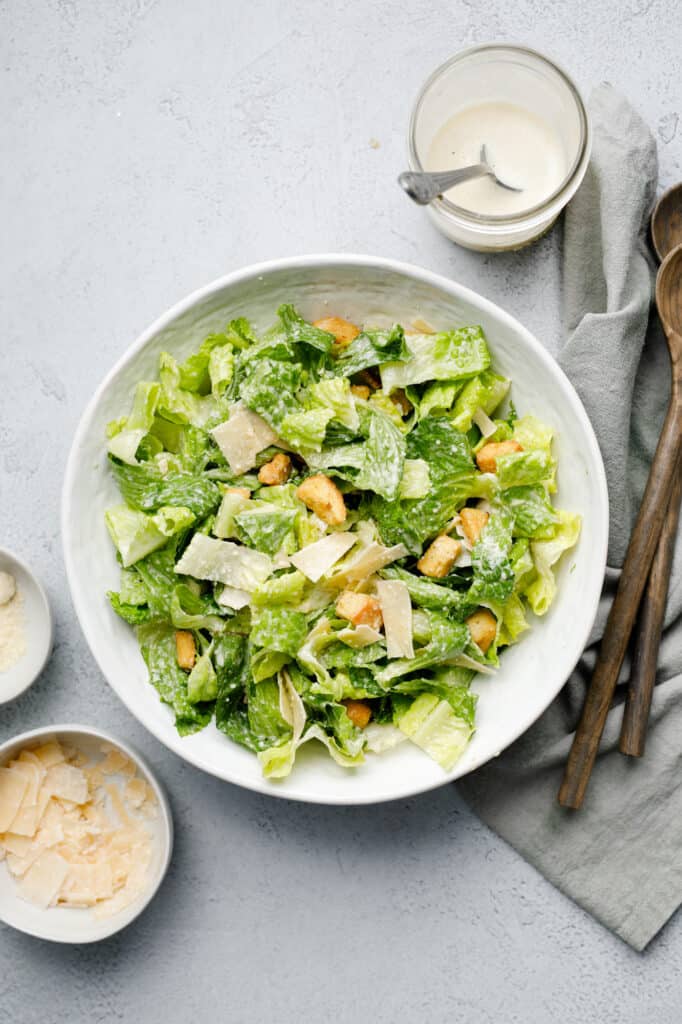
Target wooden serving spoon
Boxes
[620,184,682,756]
[558,240,682,809]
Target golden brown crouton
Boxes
[416,535,462,578]
[342,699,372,729]
[175,630,196,670]
[258,453,292,486]
[351,384,371,400]
[296,474,347,525]
[224,486,251,499]
[335,591,383,632]
[475,440,523,474]
[459,508,490,545]
[313,316,360,347]
[466,609,497,654]
[390,389,412,416]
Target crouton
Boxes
[356,368,381,390]
[475,440,523,474]
[296,474,347,525]
[313,316,360,347]
[342,699,372,729]
[335,591,383,632]
[224,486,251,499]
[351,384,371,400]
[258,452,292,486]
[390,389,412,416]
[459,508,489,545]
[416,535,462,578]
[466,609,497,654]
[175,630,196,670]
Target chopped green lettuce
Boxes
[380,327,490,391]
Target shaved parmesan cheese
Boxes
[211,404,280,475]
[45,764,89,805]
[0,738,158,919]
[326,542,408,588]
[19,851,70,908]
[175,534,272,590]
[100,749,129,776]
[289,532,357,582]
[455,549,472,568]
[216,585,251,610]
[364,723,408,753]
[376,580,415,659]
[472,407,497,438]
[336,625,383,648]
[0,768,28,831]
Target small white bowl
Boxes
[0,724,173,943]
[0,548,54,705]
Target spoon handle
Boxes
[619,453,682,756]
[398,166,488,205]
[558,389,682,809]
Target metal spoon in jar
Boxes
[398,145,523,205]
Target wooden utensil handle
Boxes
[619,455,682,756]
[558,392,682,809]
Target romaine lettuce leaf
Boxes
[107,381,160,465]
[394,693,473,770]
[138,622,212,735]
[105,504,194,567]
[250,606,308,657]
[377,611,468,684]
[170,584,226,633]
[450,371,510,432]
[109,457,222,518]
[369,417,478,552]
[332,324,408,378]
[303,407,405,500]
[496,450,555,490]
[380,566,474,616]
[251,570,307,607]
[522,511,581,615]
[469,508,515,604]
[239,357,303,429]
[380,327,490,391]
[500,485,559,539]
[235,506,298,555]
[187,647,218,703]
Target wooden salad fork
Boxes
[558,238,682,810]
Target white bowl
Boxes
[0,548,54,705]
[0,725,173,943]
[62,255,608,805]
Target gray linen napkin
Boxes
[459,84,682,952]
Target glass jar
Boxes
[408,44,591,251]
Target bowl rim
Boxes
[61,253,609,805]
[0,546,54,705]
[0,723,173,943]
[407,43,592,229]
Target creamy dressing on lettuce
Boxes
[104,304,580,777]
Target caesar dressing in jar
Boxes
[426,101,568,217]
[407,45,591,251]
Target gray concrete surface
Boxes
[2,1,681,1020]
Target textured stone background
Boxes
[2,1,681,1020]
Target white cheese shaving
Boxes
[336,625,383,648]
[216,585,252,610]
[175,534,272,590]
[326,542,408,588]
[210,404,280,475]
[472,407,497,438]
[375,580,415,659]
[289,532,357,583]
[19,851,70,908]
[0,768,28,831]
